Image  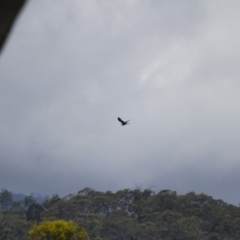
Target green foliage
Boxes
[29,220,88,240]
[42,194,61,209]
[23,196,36,211]
[0,189,13,210]
[1,187,240,240]
[0,211,32,240]
[10,201,24,213]
[26,203,44,222]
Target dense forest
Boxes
[0,187,240,240]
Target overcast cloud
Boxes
[1,0,240,205]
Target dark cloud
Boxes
[0,1,240,205]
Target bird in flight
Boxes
[118,117,130,126]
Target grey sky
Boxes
[1,0,240,205]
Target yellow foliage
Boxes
[29,220,88,240]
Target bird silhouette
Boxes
[118,117,130,126]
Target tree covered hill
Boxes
[1,187,240,240]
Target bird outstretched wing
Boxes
[118,117,124,124]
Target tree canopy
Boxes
[29,220,88,240]
[1,187,240,239]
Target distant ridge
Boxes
[12,192,45,203]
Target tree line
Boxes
[0,187,240,239]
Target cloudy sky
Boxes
[1,0,240,204]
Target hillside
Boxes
[0,187,240,239]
